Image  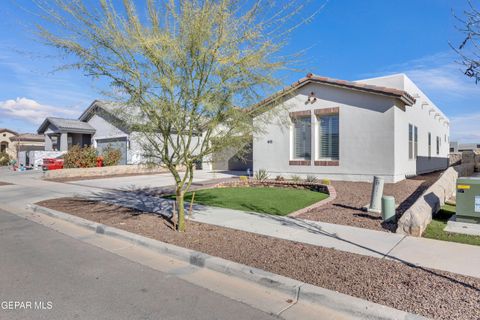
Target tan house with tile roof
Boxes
[0,128,44,164]
[0,128,18,159]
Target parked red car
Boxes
[42,158,64,171]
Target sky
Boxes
[0,0,478,142]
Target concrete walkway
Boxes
[189,206,480,279]
[1,167,479,279]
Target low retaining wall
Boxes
[397,163,475,236]
[215,179,330,194]
[44,164,175,180]
[448,153,462,167]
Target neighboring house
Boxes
[37,100,251,170]
[252,73,450,183]
[0,128,18,158]
[0,128,45,164]
[450,141,480,153]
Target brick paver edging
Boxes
[288,185,337,217]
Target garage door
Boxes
[96,137,128,165]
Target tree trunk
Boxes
[176,188,186,232]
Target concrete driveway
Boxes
[64,170,240,190]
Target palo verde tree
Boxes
[454,0,480,83]
[34,0,321,231]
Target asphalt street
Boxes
[0,209,278,320]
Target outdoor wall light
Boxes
[306,92,317,104]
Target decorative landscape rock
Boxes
[397,163,475,236]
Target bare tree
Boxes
[34,0,322,231]
[453,0,480,83]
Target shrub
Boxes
[321,178,331,185]
[102,147,122,166]
[275,175,285,181]
[0,152,10,166]
[305,175,318,183]
[63,145,97,168]
[290,175,301,182]
[239,175,249,182]
[254,169,269,181]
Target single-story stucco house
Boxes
[252,73,450,183]
[37,100,251,170]
[1,128,45,164]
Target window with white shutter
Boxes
[318,114,339,160]
[293,116,311,160]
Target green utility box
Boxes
[456,177,480,223]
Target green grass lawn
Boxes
[423,204,480,246]
[169,187,328,216]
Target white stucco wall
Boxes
[363,75,450,179]
[253,82,398,182]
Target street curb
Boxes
[27,204,426,320]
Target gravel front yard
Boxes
[298,171,442,232]
[37,197,480,320]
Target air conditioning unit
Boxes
[456,177,480,224]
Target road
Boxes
[0,209,278,320]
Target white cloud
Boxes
[364,51,480,143]
[363,52,479,97]
[450,112,480,143]
[0,97,78,125]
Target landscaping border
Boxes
[27,203,425,320]
[214,179,330,193]
[44,164,184,180]
[288,185,336,217]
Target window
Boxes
[428,133,431,158]
[408,124,413,159]
[436,136,440,155]
[414,126,418,159]
[293,116,311,160]
[318,114,339,160]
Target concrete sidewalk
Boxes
[188,205,480,278]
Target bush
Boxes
[0,152,10,166]
[321,178,331,185]
[239,176,249,182]
[275,175,285,181]
[290,175,301,182]
[254,169,269,181]
[305,175,318,183]
[102,147,122,166]
[63,145,97,168]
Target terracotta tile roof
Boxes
[10,133,44,142]
[249,73,416,115]
[0,128,18,135]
